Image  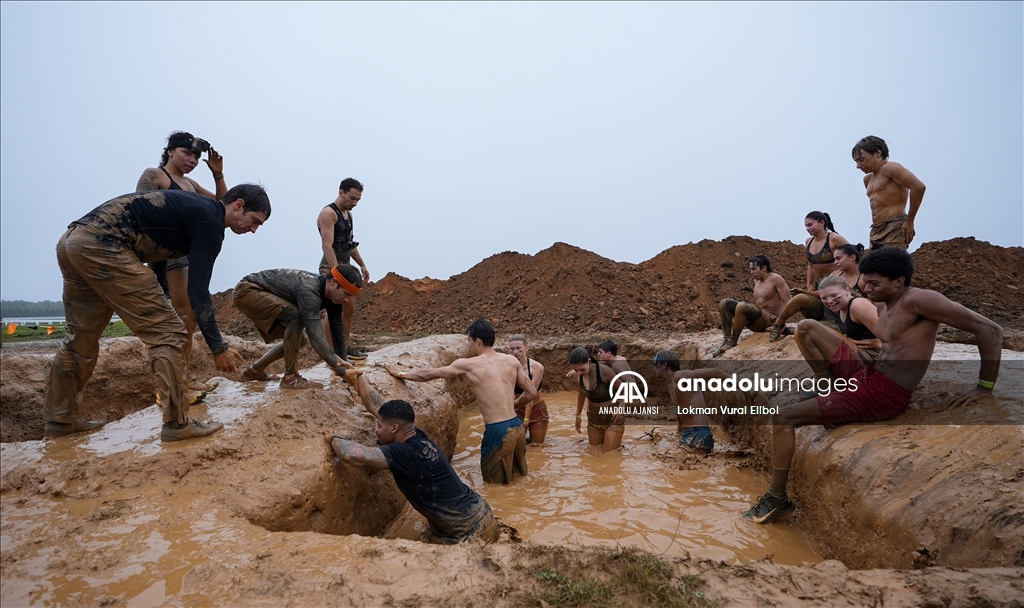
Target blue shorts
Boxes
[679,426,714,455]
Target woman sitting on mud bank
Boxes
[796,274,882,368]
[802,211,849,290]
[569,347,623,452]
[769,243,865,342]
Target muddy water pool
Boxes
[385,391,822,565]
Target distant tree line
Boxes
[1,300,65,318]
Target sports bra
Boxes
[160,167,184,191]
[578,364,612,403]
[837,296,876,341]
[806,233,834,264]
[514,358,542,395]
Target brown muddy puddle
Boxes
[384,391,821,565]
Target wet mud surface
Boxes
[2,332,1023,606]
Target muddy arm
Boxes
[328,435,388,471]
[344,369,384,418]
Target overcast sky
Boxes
[2,2,1021,302]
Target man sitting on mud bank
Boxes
[744,247,1003,525]
[43,185,270,442]
[326,368,498,544]
[233,266,360,390]
[388,319,537,484]
[713,255,792,357]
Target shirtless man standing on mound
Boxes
[388,318,537,484]
[852,135,926,251]
[743,247,1002,524]
[713,255,792,357]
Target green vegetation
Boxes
[520,546,716,608]
[1,300,65,318]
[1,321,133,344]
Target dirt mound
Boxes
[333,237,1024,339]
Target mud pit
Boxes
[2,331,1023,606]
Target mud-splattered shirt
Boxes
[73,191,228,354]
[239,269,346,370]
[380,428,490,541]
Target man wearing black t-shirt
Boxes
[326,368,498,544]
[43,185,271,442]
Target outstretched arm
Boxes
[387,362,461,382]
[325,432,389,471]
[343,368,384,417]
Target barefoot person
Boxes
[570,347,624,452]
[652,350,741,455]
[852,136,926,251]
[43,185,270,442]
[795,274,882,377]
[388,319,537,484]
[769,243,866,342]
[233,266,359,390]
[137,131,228,403]
[326,368,498,544]
[317,178,371,360]
[713,256,792,357]
[508,334,548,444]
[743,247,1002,524]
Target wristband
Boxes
[575,414,582,419]
[213,173,224,180]
[399,371,406,379]
[978,379,995,390]
[523,418,530,425]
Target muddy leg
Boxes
[602,430,623,452]
[278,306,305,377]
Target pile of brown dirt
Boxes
[341,236,1023,337]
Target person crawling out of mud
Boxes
[387,319,537,484]
[233,265,360,390]
[653,350,750,455]
[713,255,792,357]
[508,334,548,444]
[326,368,499,544]
[744,247,1003,525]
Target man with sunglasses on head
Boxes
[233,265,359,389]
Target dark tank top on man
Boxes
[319,202,354,267]
[837,296,876,341]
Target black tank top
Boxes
[161,167,184,191]
[323,202,353,261]
[838,296,876,341]
[578,364,612,403]
[514,358,536,395]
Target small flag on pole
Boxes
[47,326,55,335]
[6,323,16,335]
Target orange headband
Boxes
[331,266,361,295]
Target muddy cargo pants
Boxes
[44,224,189,426]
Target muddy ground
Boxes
[2,235,1023,606]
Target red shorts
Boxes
[816,342,911,428]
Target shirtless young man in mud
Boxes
[508,334,547,444]
[853,135,926,251]
[326,368,498,544]
[43,185,270,442]
[713,256,792,357]
[317,178,371,360]
[233,265,358,390]
[653,350,745,455]
[137,132,227,405]
[388,319,537,484]
[743,247,1002,524]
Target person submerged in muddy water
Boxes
[795,274,882,375]
[387,319,537,484]
[744,247,1003,525]
[653,350,748,455]
[137,131,228,405]
[769,243,867,343]
[570,347,624,453]
[713,255,792,357]
[326,368,499,544]
[853,135,926,251]
[233,265,359,390]
[317,178,371,361]
[43,185,270,442]
[508,334,548,444]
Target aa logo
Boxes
[610,371,649,405]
